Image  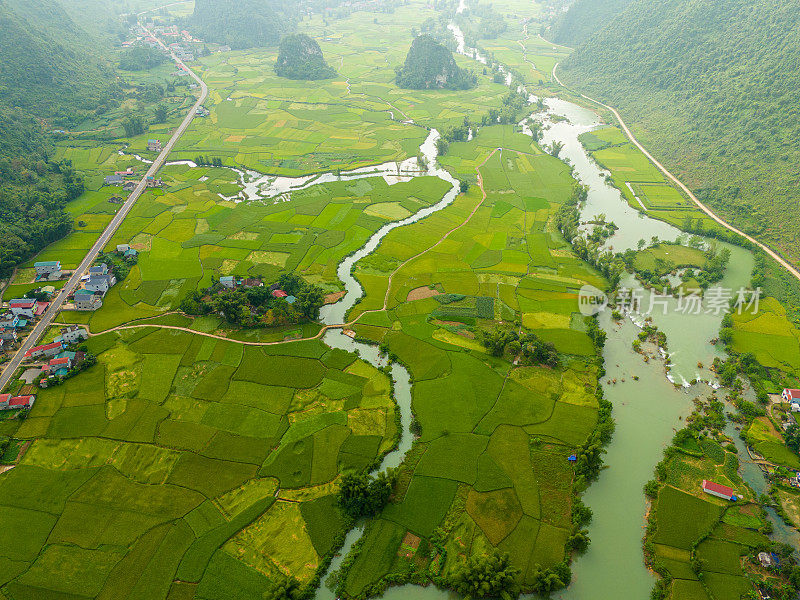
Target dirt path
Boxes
[550,62,800,286]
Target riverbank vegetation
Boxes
[559,0,800,272]
[643,395,800,600]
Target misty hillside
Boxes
[559,0,800,263]
[0,0,112,120]
[548,0,633,47]
[191,0,298,49]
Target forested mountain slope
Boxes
[0,0,110,275]
[0,0,113,120]
[558,0,800,264]
[548,0,633,47]
[191,0,298,49]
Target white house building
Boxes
[34,261,62,280]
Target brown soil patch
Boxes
[324,291,346,305]
[406,286,441,302]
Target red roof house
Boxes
[272,290,288,298]
[50,357,71,368]
[9,395,35,409]
[9,299,36,309]
[702,480,737,501]
[35,302,49,317]
[0,394,10,409]
[24,341,64,359]
[782,388,800,402]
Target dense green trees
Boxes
[337,470,395,519]
[559,0,800,266]
[395,35,476,90]
[118,46,166,71]
[547,0,633,46]
[447,551,521,599]
[190,0,298,49]
[275,34,336,80]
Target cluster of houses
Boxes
[22,326,89,388]
[781,388,800,412]
[1,293,53,354]
[215,277,301,305]
[104,168,163,192]
[168,43,195,62]
[71,263,117,311]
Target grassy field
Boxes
[0,329,394,598]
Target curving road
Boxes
[0,30,208,392]
[551,63,800,285]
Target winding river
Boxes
[156,15,793,599]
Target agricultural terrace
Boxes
[54,164,449,334]
[332,124,608,595]
[169,1,516,175]
[645,417,782,600]
[0,329,396,599]
[579,127,727,235]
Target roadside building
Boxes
[116,244,131,254]
[147,139,162,152]
[104,174,124,186]
[25,341,65,360]
[60,325,89,345]
[123,181,137,192]
[0,314,19,329]
[0,328,18,343]
[8,299,36,319]
[34,261,62,280]
[0,394,9,409]
[145,176,163,188]
[74,290,102,311]
[701,480,738,501]
[3,395,36,410]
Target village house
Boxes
[0,395,36,411]
[147,139,162,152]
[702,480,738,501]
[104,174,124,186]
[219,276,237,289]
[758,552,774,569]
[74,289,102,311]
[34,261,62,280]
[116,244,131,254]
[115,168,135,177]
[8,299,36,319]
[123,181,138,192]
[0,313,19,329]
[59,325,89,345]
[25,341,65,360]
[145,176,163,188]
[782,389,800,412]
[0,328,17,343]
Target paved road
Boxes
[551,62,800,286]
[0,32,208,393]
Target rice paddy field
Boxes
[0,329,395,599]
[329,124,607,593]
[646,437,771,600]
[578,127,726,234]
